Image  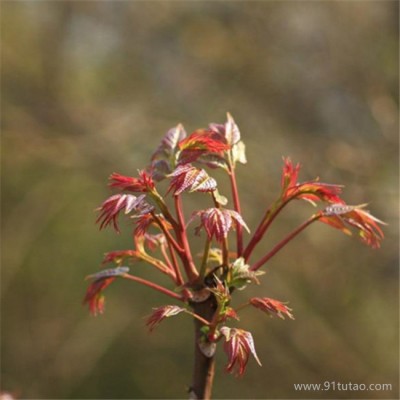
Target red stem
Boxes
[243,198,289,262]
[228,167,243,256]
[142,255,172,277]
[150,190,180,231]
[151,205,190,286]
[211,192,229,270]
[174,195,199,282]
[152,212,185,254]
[159,244,177,282]
[122,273,184,301]
[250,214,320,271]
[167,242,184,286]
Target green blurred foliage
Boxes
[1,1,398,399]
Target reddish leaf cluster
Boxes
[249,297,294,320]
[281,157,344,205]
[209,112,241,146]
[85,113,385,387]
[146,305,186,331]
[109,170,155,193]
[189,208,249,242]
[83,267,129,316]
[152,123,187,162]
[102,250,140,265]
[96,194,153,233]
[133,213,172,237]
[168,164,217,195]
[178,129,230,154]
[220,327,262,376]
[320,203,386,248]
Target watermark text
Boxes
[294,381,392,392]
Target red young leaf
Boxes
[85,266,130,281]
[146,305,186,331]
[83,267,131,315]
[102,250,141,265]
[83,277,115,316]
[168,164,217,195]
[179,129,230,152]
[96,194,153,233]
[281,157,301,190]
[188,208,249,242]
[132,213,172,237]
[143,233,167,251]
[320,203,386,248]
[224,307,240,321]
[178,129,231,164]
[109,170,155,193]
[220,327,262,376]
[281,157,344,205]
[249,297,294,320]
[209,113,247,167]
[148,159,172,182]
[152,124,187,161]
[209,112,241,146]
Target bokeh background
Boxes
[1,1,398,399]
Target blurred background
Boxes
[1,1,398,399]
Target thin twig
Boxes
[122,273,184,301]
[174,195,199,282]
[228,166,243,256]
[250,214,320,271]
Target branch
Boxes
[250,214,320,271]
[183,309,211,326]
[243,198,290,262]
[159,243,178,282]
[152,212,185,254]
[166,240,185,286]
[122,273,184,301]
[228,166,243,256]
[211,192,230,272]
[174,195,199,282]
[149,189,180,231]
[138,252,174,278]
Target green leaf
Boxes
[232,140,247,165]
[213,189,228,206]
[229,257,264,290]
[197,153,229,171]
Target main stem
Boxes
[190,296,218,400]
